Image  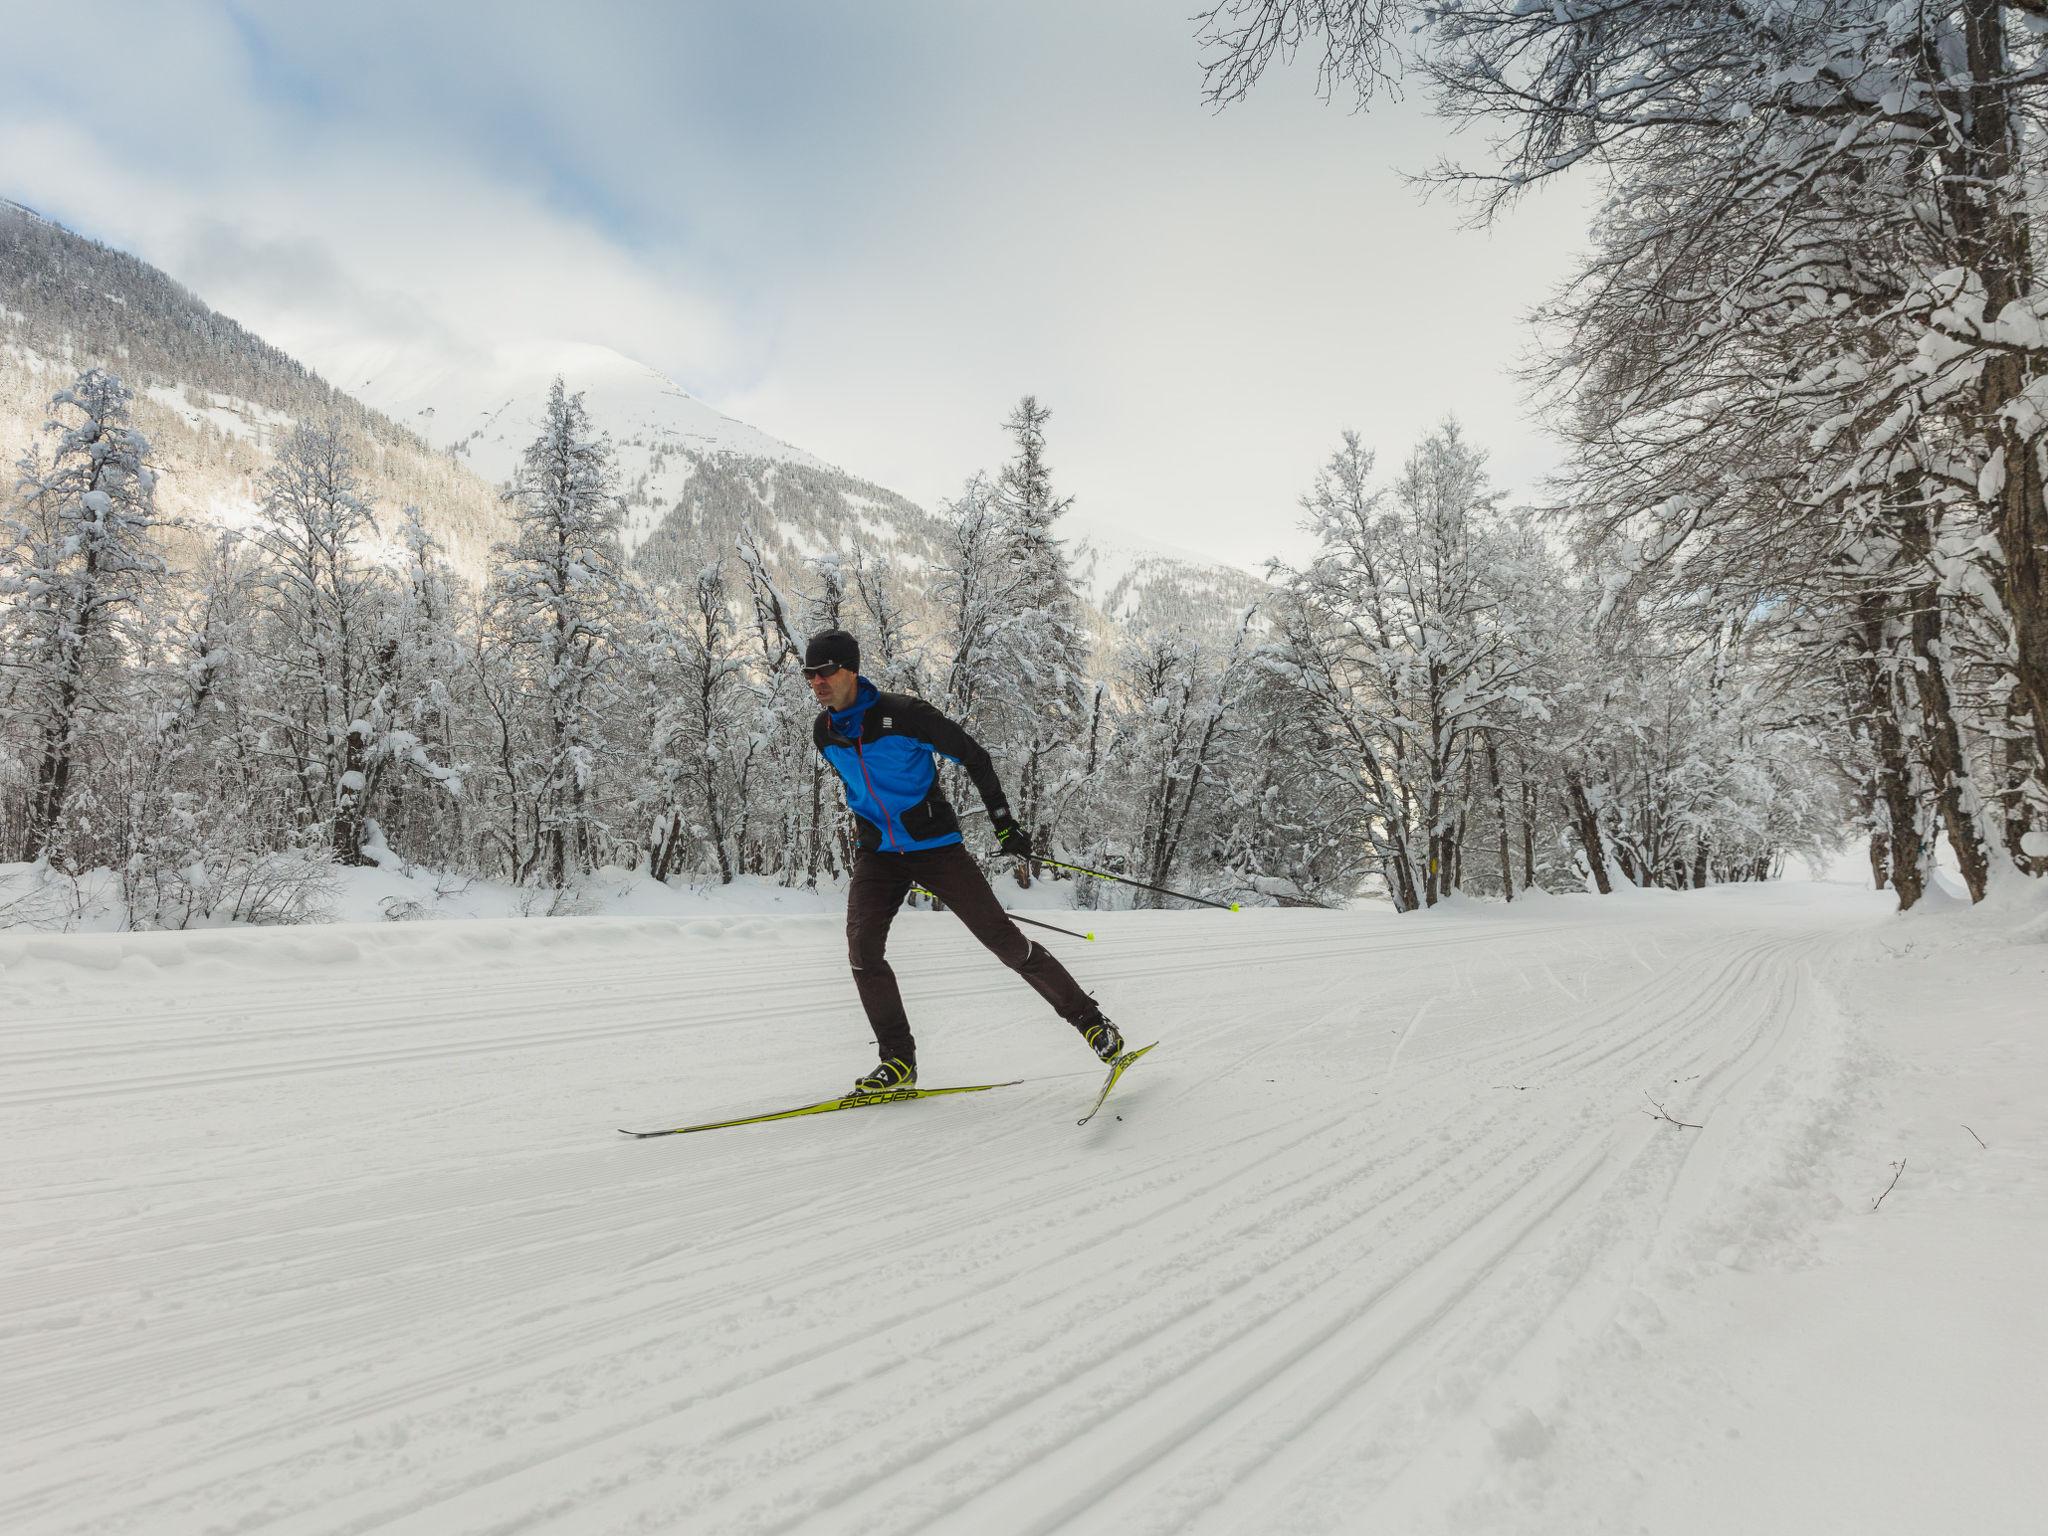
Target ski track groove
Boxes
[0,899,1868,1535]
[0,935,1399,1111]
[754,934,1801,1535]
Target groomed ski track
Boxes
[0,883,1919,1532]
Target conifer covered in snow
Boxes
[0,370,167,863]
[485,378,628,888]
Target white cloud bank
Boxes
[0,1,1591,572]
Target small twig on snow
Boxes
[1870,1159,1907,1212]
[1642,1091,1702,1130]
[1962,1125,1987,1150]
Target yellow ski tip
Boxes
[1085,932,1096,941]
[1230,902,1241,912]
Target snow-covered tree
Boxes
[485,378,628,887]
[640,564,756,884]
[249,419,394,865]
[369,506,467,867]
[1269,423,1538,908]
[989,397,1093,858]
[0,369,167,864]
[735,524,839,885]
[1101,609,1258,907]
[1200,0,2048,896]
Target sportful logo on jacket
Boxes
[812,677,1008,853]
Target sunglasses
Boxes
[801,662,844,680]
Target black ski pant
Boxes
[846,842,1096,1064]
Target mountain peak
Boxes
[1,196,57,228]
[326,335,829,492]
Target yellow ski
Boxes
[620,1079,1023,1138]
[1078,1042,1157,1126]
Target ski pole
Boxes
[910,885,1096,942]
[1036,857,1241,912]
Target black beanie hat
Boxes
[804,628,860,673]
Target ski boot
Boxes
[1077,1015,1124,1063]
[853,1056,917,1093]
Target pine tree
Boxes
[486,378,627,888]
[990,397,1092,863]
[0,369,167,863]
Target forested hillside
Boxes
[0,199,513,573]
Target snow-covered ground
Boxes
[3,879,2042,1534]
[0,860,1091,934]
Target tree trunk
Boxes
[1857,599,1927,910]
[1384,849,1420,912]
[24,667,83,863]
[24,536,104,862]
[1564,769,1612,895]
[1951,3,2048,782]
[803,761,824,889]
[1484,733,1513,901]
[1899,499,1989,901]
[1519,759,1537,890]
[1999,706,2046,876]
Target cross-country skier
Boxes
[804,627,1123,1091]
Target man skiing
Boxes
[804,627,1123,1091]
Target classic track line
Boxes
[0,895,1872,1536]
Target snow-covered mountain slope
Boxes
[325,338,832,550]
[1064,516,1268,642]
[329,339,823,485]
[2,195,1258,642]
[0,199,514,575]
[327,328,1265,630]
[5,881,2039,1534]
[0,199,955,599]
[321,330,964,586]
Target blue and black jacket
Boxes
[813,678,1009,854]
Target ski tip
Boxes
[1229,902,1241,912]
[1084,931,1096,941]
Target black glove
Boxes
[990,807,1034,860]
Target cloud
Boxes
[0,115,741,391]
[0,1,1591,572]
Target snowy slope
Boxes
[3,882,2041,1534]
[321,331,969,583]
[1062,515,1268,640]
[0,199,514,576]
[328,339,824,483]
[325,339,829,556]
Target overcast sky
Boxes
[0,0,1591,572]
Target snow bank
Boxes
[4,878,2040,1534]
[0,860,851,934]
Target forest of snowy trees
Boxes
[1197,0,2048,908]
[1,354,1859,927]
[6,11,2047,929]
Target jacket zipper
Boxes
[853,739,903,851]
